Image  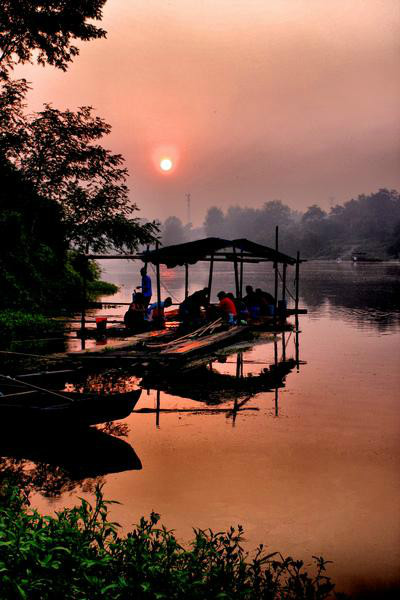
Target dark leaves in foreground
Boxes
[0,483,347,599]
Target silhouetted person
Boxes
[217,291,237,325]
[147,296,172,328]
[135,266,152,306]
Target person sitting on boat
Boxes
[226,293,248,325]
[124,299,148,332]
[243,285,260,319]
[255,288,275,316]
[147,296,173,328]
[135,266,152,306]
[179,288,208,328]
[217,291,237,325]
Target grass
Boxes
[0,483,347,599]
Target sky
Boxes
[16,0,400,225]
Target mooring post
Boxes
[156,241,162,330]
[274,226,279,312]
[274,335,279,416]
[207,252,214,302]
[156,389,161,428]
[239,251,244,298]
[233,246,240,298]
[80,254,88,338]
[282,262,287,304]
[295,251,300,313]
[184,263,189,299]
[282,330,286,362]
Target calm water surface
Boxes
[6,261,400,598]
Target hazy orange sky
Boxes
[16,0,400,225]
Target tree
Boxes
[204,207,225,237]
[0,0,107,78]
[2,99,157,252]
[161,216,186,246]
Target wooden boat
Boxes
[0,378,141,427]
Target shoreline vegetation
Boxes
[0,483,345,600]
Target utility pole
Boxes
[185,192,191,224]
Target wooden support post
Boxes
[80,255,88,337]
[274,335,279,416]
[239,251,244,298]
[282,263,287,303]
[274,226,279,310]
[156,241,162,330]
[295,251,300,313]
[282,331,286,362]
[207,252,214,302]
[156,389,161,428]
[184,263,189,299]
[295,322,300,371]
[233,246,240,298]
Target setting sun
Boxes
[160,157,173,172]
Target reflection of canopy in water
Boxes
[141,358,297,404]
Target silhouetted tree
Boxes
[1,98,157,252]
[162,216,186,246]
[0,0,107,78]
[204,206,225,237]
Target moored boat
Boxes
[0,377,141,427]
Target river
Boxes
[4,260,400,598]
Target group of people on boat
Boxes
[124,268,277,333]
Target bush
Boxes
[0,310,64,348]
[0,484,345,599]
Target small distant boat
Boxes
[0,377,141,427]
[352,252,383,263]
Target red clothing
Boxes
[219,297,237,316]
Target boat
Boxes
[352,252,383,263]
[0,377,141,427]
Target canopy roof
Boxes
[141,237,297,268]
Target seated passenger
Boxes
[217,291,237,325]
[242,285,260,319]
[255,288,275,315]
[124,300,147,332]
[179,288,208,328]
[147,297,173,328]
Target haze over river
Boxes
[12,262,400,598]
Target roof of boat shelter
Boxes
[140,237,297,268]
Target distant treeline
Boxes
[161,189,400,259]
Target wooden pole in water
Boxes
[282,263,287,304]
[295,251,300,313]
[156,241,162,329]
[156,389,161,428]
[207,252,214,302]
[233,246,240,298]
[184,263,189,299]
[80,254,88,337]
[274,226,279,310]
[239,251,244,298]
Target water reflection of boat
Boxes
[0,377,141,427]
[0,426,142,480]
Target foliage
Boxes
[0,310,64,347]
[0,88,158,252]
[202,190,400,258]
[0,483,344,599]
[0,0,107,79]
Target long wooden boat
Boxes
[0,379,141,427]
